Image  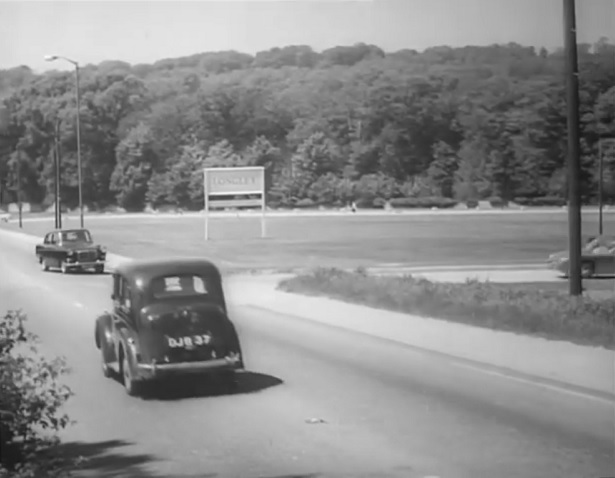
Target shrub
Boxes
[531,196,567,207]
[0,310,73,476]
[278,269,615,349]
[294,198,316,209]
[466,199,479,209]
[354,197,374,209]
[389,196,458,209]
[488,196,506,208]
[372,197,387,209]
[514,196,566,207]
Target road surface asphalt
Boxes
[1,240,613,478]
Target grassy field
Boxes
[2,211,614,272]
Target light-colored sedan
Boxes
[547,236,615,278]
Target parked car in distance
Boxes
[547,235,615,278]
[94,258,245,397]
[35,228,107,274]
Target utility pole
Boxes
[563,0,583,296]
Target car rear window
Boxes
[151,274,209,299]
[62,230,91,242]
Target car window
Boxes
[120,278,132,309]
[51,233,58,244]
[151,274,209,299]
[44,234,51,244]
[61,230,91,242]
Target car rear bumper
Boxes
[136,353,243,378]
[66,260,105,269]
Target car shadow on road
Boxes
[141,371,284,401]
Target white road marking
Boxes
[450,361,615,404]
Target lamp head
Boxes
[44,55,58,62]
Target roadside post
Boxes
[203,166,266,241]
[563,0,583,296]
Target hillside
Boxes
[0,40,614,211]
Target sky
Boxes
[0,0,613,72]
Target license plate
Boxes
[167,334,212,349]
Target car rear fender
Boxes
[95,313,113,349]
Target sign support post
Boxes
[203,166,266,241]
[260,167,266,239]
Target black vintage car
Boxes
[35,228,106,274]
[94,258,244,396]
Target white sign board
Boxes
[203,167,266,240]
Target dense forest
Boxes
[0,40,614,211]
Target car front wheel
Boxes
[581,261,595,278]
[40,257,49,272]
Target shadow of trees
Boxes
[55,439,164,477]
[56,439,325,477]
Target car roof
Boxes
[115,257,222,284]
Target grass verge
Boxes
[278,268,615,349]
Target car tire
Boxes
[40,257,49,272]
[99,333,113,379]
[121,351,141,397]
[60,261,69,274]
[581,261,595,278]
[95,265,105,274]
[101,350,113,378]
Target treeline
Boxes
[0,40,614,212]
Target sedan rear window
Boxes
[151,274,209,299]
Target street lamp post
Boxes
[54,117,62,230]
[44,55,83,228]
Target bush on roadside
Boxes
[514,196,567,207]
[278,268,615,349]
[372,197,387,209]
[0,310,74,477]
[465,199,479,209]
[294,198,316,209]
[389,197,458,209]
[488,196,507,208]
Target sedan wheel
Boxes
[581,261,595,278]
[40,257,49,272]
[121,353,140,396]
[60,261,68,274]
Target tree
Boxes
[426,141,458,198]
[109,123,158,211]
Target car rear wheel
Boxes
[121,351,141,397]
[60,261,69,274]
[581,261,595,278]
[40,257,49,272]
[95,264,104,274]
[99,334,113,379]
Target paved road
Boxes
[1,241,613,478]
